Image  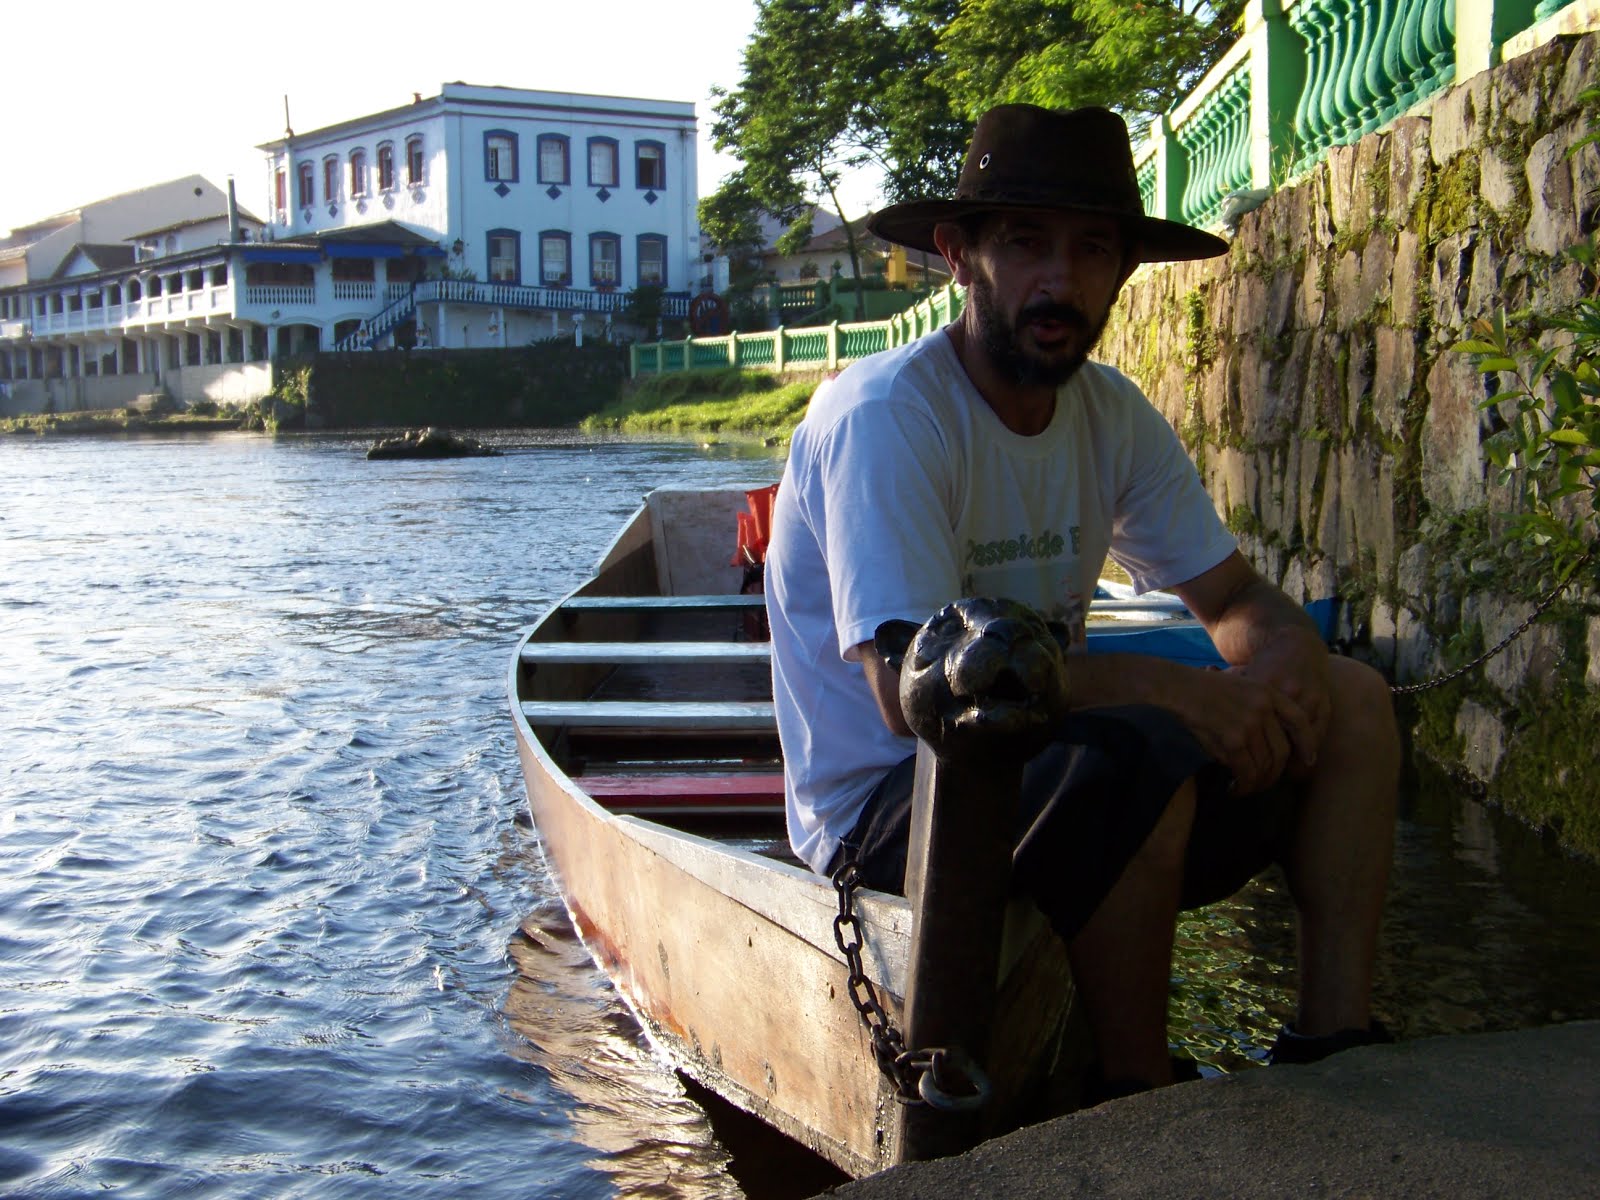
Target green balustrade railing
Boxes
[635,0,1577,380]
[1135,0,1564,231]
[1137,159,1158,221]
[630,283,967,378]
[1176,66,1253,228]
[786,329,830,364]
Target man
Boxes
[764,104,1399,1098]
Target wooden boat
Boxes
[507,485,1234,1177]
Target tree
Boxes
[706,0,901,319]
[936,0,1247,141]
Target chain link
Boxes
[831,860,923,1103]
[1390,542,1598,695]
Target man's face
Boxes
[953,209,1129,389]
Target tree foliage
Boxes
[936,0,1247,140]
[703,0,1251,313]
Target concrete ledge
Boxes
[826,1023,1600,1198]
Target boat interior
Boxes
[516,487,795,857]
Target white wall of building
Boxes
[167,361,272,405]
[259,83,700,295]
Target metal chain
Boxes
[829,860,995,1110]
[831,860,920,1103]
[1390,541,1598,695]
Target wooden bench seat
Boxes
[579,771,785,815]
[521,641,771,666]
[561,594,765,612]
[520,699,777,731]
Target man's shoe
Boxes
[1268,1019,1394,1065]
[1082,1054,1204,1106]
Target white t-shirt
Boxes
[765,330,1237,873]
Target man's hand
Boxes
[1167,662,1319,794]
[1174,550,1335,783]
[1232,627,1332,775]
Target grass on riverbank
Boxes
[580,369,824,440]
[2,408,250,436]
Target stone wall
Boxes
[1099,33,1600,858]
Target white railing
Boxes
[245,284,316,306]
[334,281,376,301]
[384,283,413,303]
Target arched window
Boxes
[377,143,396,191]
[539,230,571,285]
[323,155,341,204]
[589,232,620,287]
[405,135,425,186]
[350,149,368,198]
[487,229,521,284]
[537,134,570,185]
[485,130,518,182]
[635,141,666,190]
[636,234,667,287]
[587,137,619,188]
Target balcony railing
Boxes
[1134,0,1583,230]
[630,283,967,377]
[245,285,316,306]
[334,281,376,301]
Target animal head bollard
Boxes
[872,598,1072,1160]
[875,597,1071,762]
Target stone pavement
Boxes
[825,1022,1600,1198]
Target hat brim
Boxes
[866,198,1229,263]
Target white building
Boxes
[0,83,701,415]
[258,81,700,350]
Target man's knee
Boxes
[1131,776,1198,876]
[1325,656,1400,766]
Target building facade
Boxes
[257,82,700,351]
[0,83,700,415]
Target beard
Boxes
[966,265,1110,389]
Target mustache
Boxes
[1018,300,1093,329]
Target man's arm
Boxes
[853,642,915,739]
[853,552,1330,794]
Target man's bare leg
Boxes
[1067,778,1197,1088]
[1282,655,1400,1036]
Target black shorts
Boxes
[834,704,1302,942]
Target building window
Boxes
[636,141,666,190]
[350,150,368,197]
[405,135,425,186]
[485,130,518,182]
[587,137,619,188]
[323,155,341,204]
[377,143,396,191]
[537,135,570,185]
[637,234,666,286]
[297,162,314,208]
[539,230,571,285]
[589,233,620,287]
[274,169,287,214]
[487,229,521,284]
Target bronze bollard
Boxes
[875,597,1071,1161]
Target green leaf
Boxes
[1547,429,1592,445]
[1474,356,1519,373]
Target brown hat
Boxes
[867,104,1228,263]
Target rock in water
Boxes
[366,427,499,460]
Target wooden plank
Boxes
[521,641,771,666]
[580,771,785,807]
[520,699,776,730]
[561,594,765,612]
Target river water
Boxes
[2,431,1597,1200]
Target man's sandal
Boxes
[1268,1019,1394,1065]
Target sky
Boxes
[1,0,876,237]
